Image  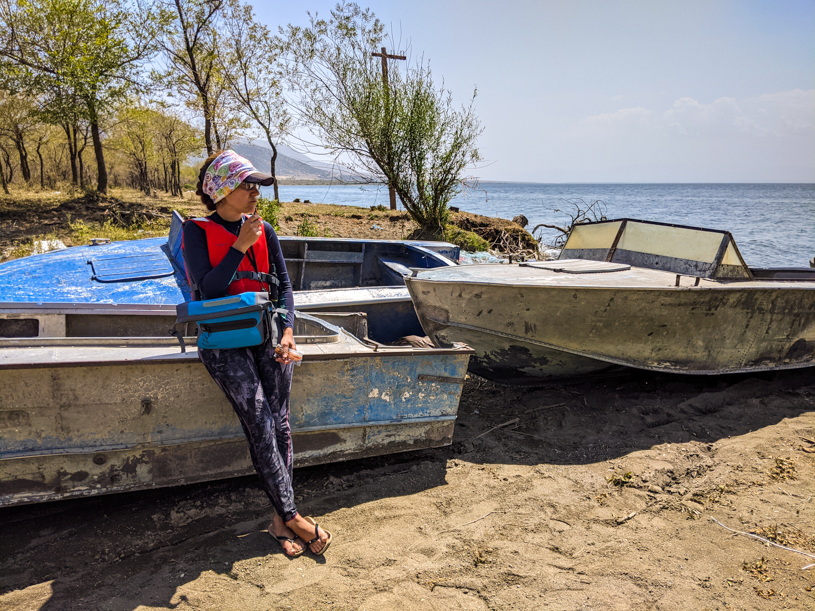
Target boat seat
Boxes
[377,258,412,285]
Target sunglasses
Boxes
[239,182,261,192]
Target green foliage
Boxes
[0,0,159,192]
[444,225,489,252]
[255,195,281,231]
[370,204,387,211]
[295,214,318,237]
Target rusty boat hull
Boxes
[406,219,815,385]
[0,311,472,507]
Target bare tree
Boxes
[159,0,235,155]
[220,1,289,200]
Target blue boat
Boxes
[0,211,459,343]
[0,212,473,507]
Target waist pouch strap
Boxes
[171,294,284,353]
[265,307,290,348]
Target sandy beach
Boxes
[1,366,813,611]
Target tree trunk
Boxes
[0,147,8,194]
[78,150,85,189]
[270,144,279,201]
[176,159,183,197]
[13,130,30,183]
[91,120,108,194]
[36,141,45,189]
[62,123,78,185]
[204,115,212,155]
[212,116,222,151]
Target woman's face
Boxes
[218,182,260,216]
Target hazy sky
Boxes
[257,1,815,183]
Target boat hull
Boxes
[406,274,815,382]
[0,329,471,507]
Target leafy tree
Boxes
[110,103,201,195]
[284,2,481,238]
[0,0,159,194]
[111,104,158,194]
[153,106,202,196]
[220,1,289,200]
[31,123,62,188]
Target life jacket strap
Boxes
[232,271,279,286]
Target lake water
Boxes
[268,183,815,267]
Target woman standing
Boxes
[183,149,331,557]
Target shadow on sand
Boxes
[1,366,812,610]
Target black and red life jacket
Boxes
[184,216,278,299]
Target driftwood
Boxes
[533,198,608,250]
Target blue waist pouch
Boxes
[172,292,287,352]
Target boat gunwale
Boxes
[407,272,815,290]
[0,343,474,370]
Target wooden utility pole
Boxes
[372,46,406,210]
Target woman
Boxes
[183,149,331,557]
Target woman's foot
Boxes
[286,514,331,554]
[268,515,305,557]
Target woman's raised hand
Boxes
[233,214,263,253]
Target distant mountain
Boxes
[230,143,334,181]
[241,142,368,182]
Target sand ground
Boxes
[1,367,814,611]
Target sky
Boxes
[256,0,815,183]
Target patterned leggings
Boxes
[198,340,298,521]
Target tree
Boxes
[153,106,201,196]
[111,104,157,194]
[0,91,36,183]
[110,102,201,195]
[0,0,159,194]
[159,0,239,155]
[220,1,289,200]
[284,2,482,238]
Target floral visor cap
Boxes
[202,150,274,204]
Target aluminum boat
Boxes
[0,310,472,507]
[406,219,815,384]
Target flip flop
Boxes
[303,516,332,555]
[268,524,306,557]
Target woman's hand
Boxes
[275,327,298,365]
[233,214,263,253]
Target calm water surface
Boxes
[269,183,815,267]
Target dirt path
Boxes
[1,368,813,611]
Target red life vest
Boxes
[186,216,270,295]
